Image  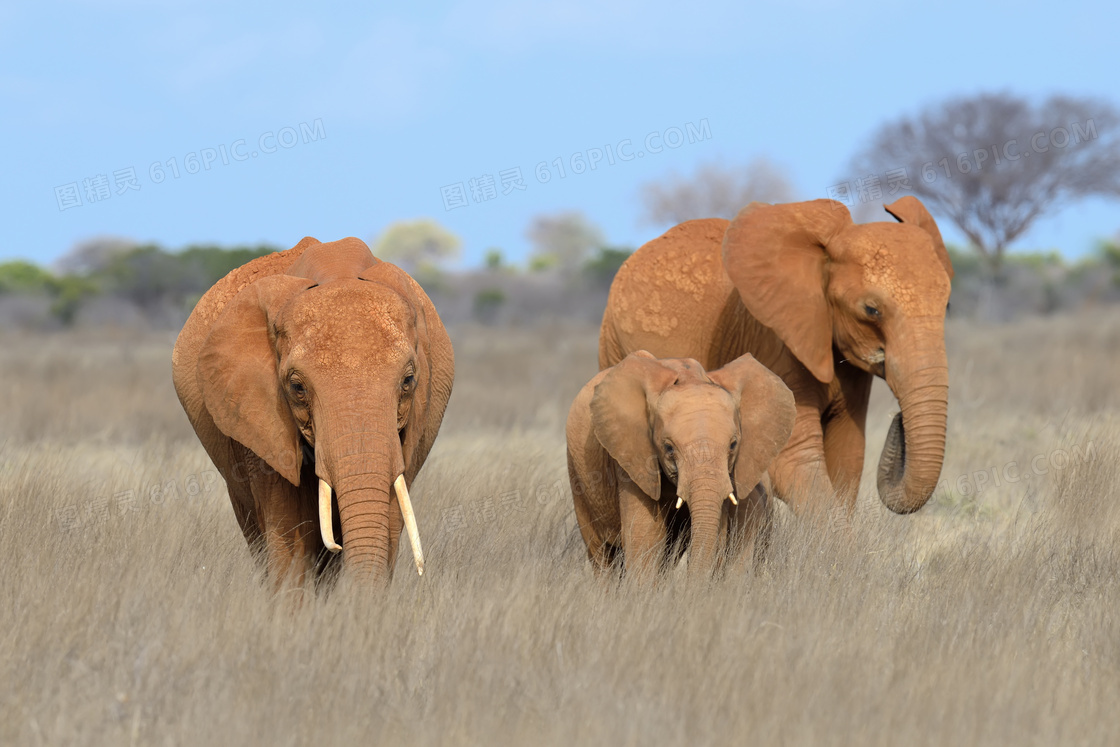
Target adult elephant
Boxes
[599,197,953,517]
[172,236,454,586]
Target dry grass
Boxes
[1,312,1119,745]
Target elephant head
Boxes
[722,196,953,514]
[197,237,454,582]
[590,352,794,577]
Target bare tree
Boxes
[848,93,1120,272]
[526,211,604,273]
[372,219,461,273]
[54,236,138,275]
[640,157,796,225]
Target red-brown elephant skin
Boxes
[567,351,795,579]
[599,197,953,519]
[172,236,454,587]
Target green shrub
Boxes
[0,261,54,294]
[473,288,506,323]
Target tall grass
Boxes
[1,312,1118,745]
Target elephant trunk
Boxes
[320,424,407,584]
[878,326,949,514]
[680,469,733,579]
[338,480,396,582]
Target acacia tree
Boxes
[640,157,796,225]
[526,211,604,274]
[372,219,461,273]
[849,93,1120,273]
[54,236,137,275]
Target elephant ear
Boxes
[198,274,315,485]
[883,196,954,279]
[708,354,796,503]
[358,262,454,483]
[590,352,677,502]
[722,199,853,384]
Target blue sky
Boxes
[4,0,1119,268]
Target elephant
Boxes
[172,236,454,587]
[566,351,795,579]
[598,196,954,518]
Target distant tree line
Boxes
[4,230,1118,330]
[0,221,637,329]
[0,239,277,325]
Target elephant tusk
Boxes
[728,492,738,506]
[394,474,425,577]
[675,496,684,510]
[319,480,342,553]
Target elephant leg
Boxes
[568,450,622,574]
[573,496,617,574]
[769,403,833,518]
[823,362,873,513]
[188,430,262,552]
[822,410,867,514]
[226,474,261,549]
[249,463,319,589]
[223,442,264,549]
[725,483,771,572]
[618,480,668,581]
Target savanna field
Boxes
[2,311,1119,745]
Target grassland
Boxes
[1,312,1118,745]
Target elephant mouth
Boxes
[673,492,737,510]
[862,348,886,378]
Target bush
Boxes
[582,247,633,288]
[473,288,506,324]
[0,261,54,294]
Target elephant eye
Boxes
[864,304,881,320]
[401,374,416,391]
[663,443,674,458]
[289,379,307,400]
[729,440,738,452]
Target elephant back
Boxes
[600,218,737,370]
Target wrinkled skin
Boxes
[566,352,794,580]
[172,237,454,587]
[599,197,953,518]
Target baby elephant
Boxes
[567,351,795,579]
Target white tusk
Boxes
[394,474,425,577]
[728,492,738,506]
[675,496,683,510]
[319,480,342,553]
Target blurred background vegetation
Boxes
[4,91,1117,331]
[4,221,1118,331]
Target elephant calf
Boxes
[566,351,795,579]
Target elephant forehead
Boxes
[839,226,950,313]
[657,385,736,427]
[281,284,415,368]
